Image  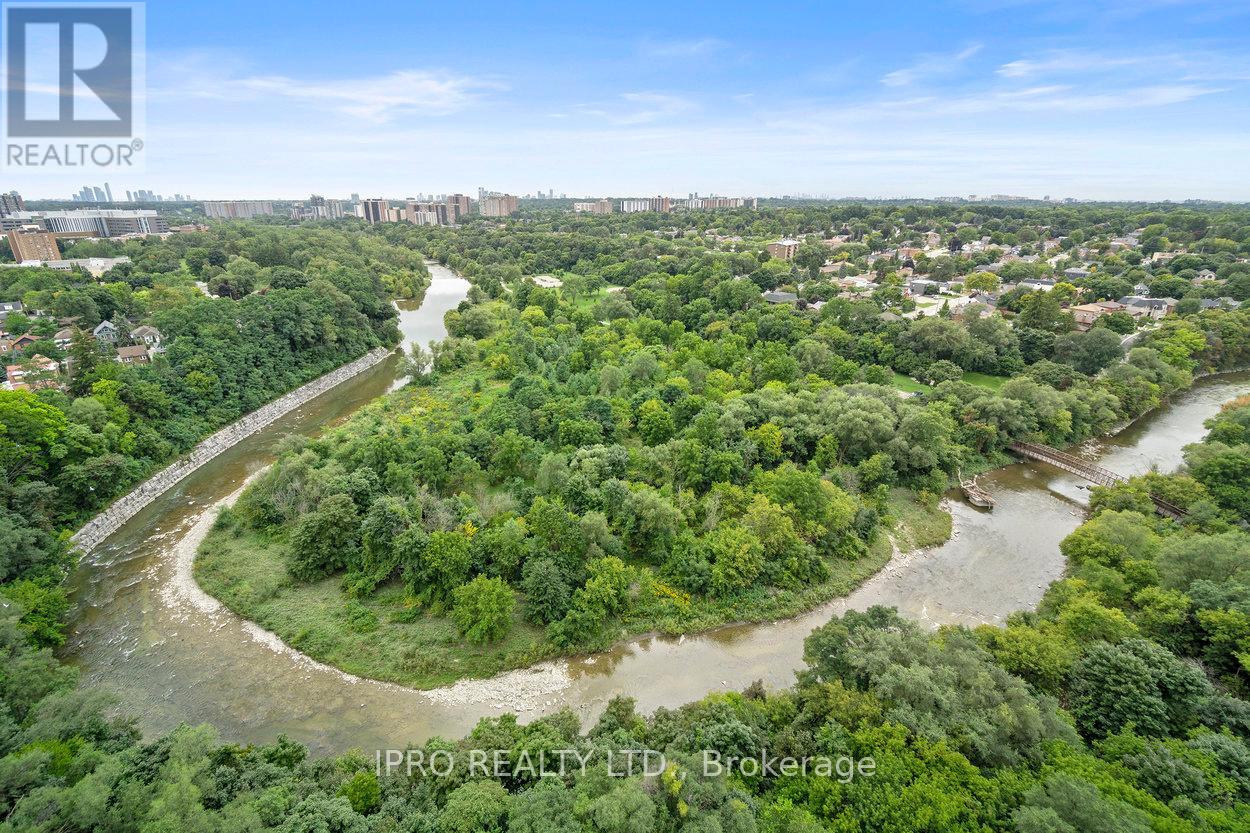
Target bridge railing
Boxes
[1008,441,1186,518]
[1009,441,1128,487]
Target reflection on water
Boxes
[63,301,1249,754]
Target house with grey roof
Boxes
[130,324,163,350]
[761,290,799,305]
[93,320,119,344]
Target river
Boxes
[63,269,1250,754]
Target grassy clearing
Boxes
[196,529,554,687]
[195,520,896,689]
[886,487,953,552]
[892,373,931,393]
[962,371,1010,390]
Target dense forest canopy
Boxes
[2,201,1250,830]
[0,223,429,648]
[207,203,1250,678]
[4,399,1250,831]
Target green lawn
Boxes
[892,373,931,393]
[195,526,554,687]
[962,371,1010,390]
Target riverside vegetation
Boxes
[4,202,1250,830]
[199,203,1250,689]
[0,222,430,647]
[3,396,1250,832]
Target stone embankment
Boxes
[71,347,394,554]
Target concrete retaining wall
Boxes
[71,347,395,554]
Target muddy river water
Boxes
[63,265,1250,754]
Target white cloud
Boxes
[881,43,982,87]
[934,83,1220,114]
[637,37,726,59]
[161,64,501,122]
[997,52,1146,78]
[575,92,695,125]
[998,48,1250,83]
[959,0,1249,22]
[788,82,1221,126]
[238,70,501,121]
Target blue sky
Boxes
[9,0,1250,200]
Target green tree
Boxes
[707,524,765,594]
[451,575,516,643]
[1054,328,1123,375]
[520,557,571,624]
[587,783,656,833]
[357,495,410,583]
[1014,774,1152,833]
[1096,311,1137,335]
[1069,638,1212,739]
[439,780,511,833]
[637,398,674,445]
[288,494,360,580]
[409,529,473,602]
[803,607,1077,767]
[1018,291,1073,334]
[338,770,380,815]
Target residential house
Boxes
[130,324,163,352]
[1021,278,1057,291]
[53,327,74,349]
[93,320,119,344]
[1070,303,1107,330]
[5,354,59,390]
[1195,269,1219,283]
[761,290,799,305]
[1070,300,1126,331]
[116,345,150,365]
[0,300,21,325]
[1118,296,1178,320]
[907,278,940,297]
[10,333,38,350]
[1063,267,1091,281]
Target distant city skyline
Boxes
[16,188,1250,206]
[4,0,1249,200]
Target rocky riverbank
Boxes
[70,347,395,554]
